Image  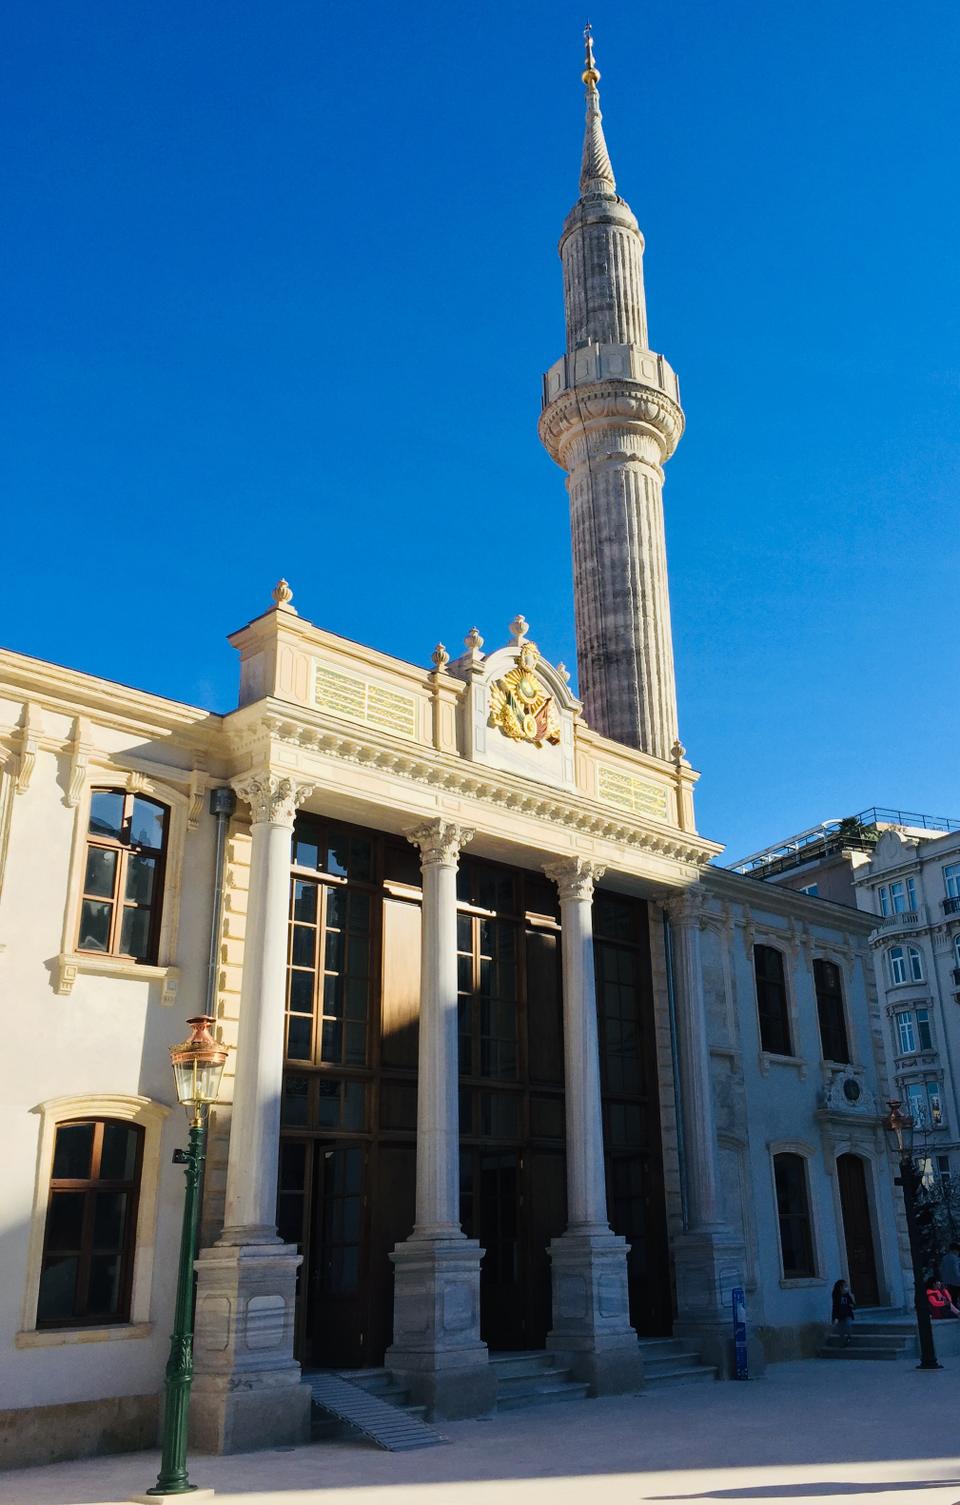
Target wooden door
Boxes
[306,1142,367,1368]
[837,1153,880,1307]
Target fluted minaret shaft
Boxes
[539,30,684,762]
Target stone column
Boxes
[664,889,751,1375]
[386,819,496,1419]
[542,857,641,1394]
[191,773,315,1453]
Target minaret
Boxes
[539,28,685,761]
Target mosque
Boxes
[0,32,905,1466]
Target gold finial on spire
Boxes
[582,22,600,91]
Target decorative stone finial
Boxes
[431,643,450,673]
[582,22,600,90]
[272,578,297,614]
[556,661,571,684]
[671,737,687,766]
[509,614,529,646]
[464,627,484,652]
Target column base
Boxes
[189,1238,311,1453]
[386,1235,495,1419]
[547,1229,641,1394]
[672,1228,765,1378]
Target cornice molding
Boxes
[539,378,685,467]
[701,866,876,933]
[226,710,718,870]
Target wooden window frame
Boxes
[773,1151,817,1280]
[813,958,851,1065]
[754,944,793,1057]
[77,789,169,965]
[37,1118,144,1329]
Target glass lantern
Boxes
[170,1016,228,1120]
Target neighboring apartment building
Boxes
[733,811,960,1189]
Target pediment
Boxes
[871,828,918,871]
[447,618,581,791]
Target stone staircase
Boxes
[817,1307,917,1361]
[311,1333,717,1440]
[490,1351,590,1410]
[637,1336,718,1388]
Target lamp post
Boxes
[147,1017,228,1497]
[884,1099,941,1372]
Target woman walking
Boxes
[831,1278,856,1345]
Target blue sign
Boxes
[732,1286,748,1380]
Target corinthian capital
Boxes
[406,818,474,869]
[661,886,705,928]
[233,773,314,828]
[543,856,605,903]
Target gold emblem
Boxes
[488,643,561,748]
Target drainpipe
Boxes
[663,908,689,1232]
[206,787,237,1017]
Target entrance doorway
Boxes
[837,1153,880,1307]
[276,819,671,1367]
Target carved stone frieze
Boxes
[224,715,716,869]
[406,818,474,869]
[233,774,314,828]
[543,855,605,902]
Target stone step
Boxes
[822,1332,911,1350]
[495,1366,581,1394]
[637,1339,692,1356]
[643,1364,717,1388]
[489,1352,559,1379]
[496,1379,591,1411]
[817,1344,903,1360]
[641,1353,713,1378]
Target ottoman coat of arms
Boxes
[488,642,561,748]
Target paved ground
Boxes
[2,1361,959,1505]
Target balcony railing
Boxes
[877,910,920,929]
[943,896,960,916]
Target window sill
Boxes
[16,1322,153,1348]
[55,953,179,1005]
[778,1277,826,1289]
[759,1052,807,1080]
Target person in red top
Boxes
[926,1281,960,1318]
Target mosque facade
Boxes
[0,35,908,1467]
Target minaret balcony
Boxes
[541,342,680,410]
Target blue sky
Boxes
[2,1,958,861]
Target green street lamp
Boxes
[147,1017,228,1497]
[884,1099,941,1372]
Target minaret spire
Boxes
[580,25,616,197]
[538,30,686,762]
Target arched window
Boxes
[37,1118,144,1327]
[773,1152,816,1278]
[953,934,960,971]
[813,959,850,1064]
[77,790,168,963]
[754,945,792,1056]
[888,947,907,986]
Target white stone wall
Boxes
[0,681,217,1413]
[701,876,905,1345]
